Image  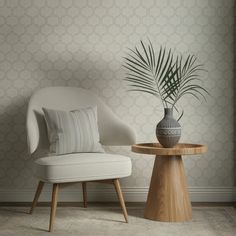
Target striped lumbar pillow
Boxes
[42,106,104,155]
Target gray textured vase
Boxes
[156,108,181,148]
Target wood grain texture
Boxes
[49,184,59,232]
[29,179,130,231]
[144,155,192,222]
[132,143,207,156]
[29,181,44,214]
[113,179,129,223]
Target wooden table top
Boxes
[132,143,207,156]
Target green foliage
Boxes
[123,40,209,111]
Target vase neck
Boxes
[164,108,173,117]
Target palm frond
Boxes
[123,40,209,112]
[148,39,156,70]
[127,88,158,97]
[123,64,152,80]
[125,73,155,85]
[124,56,148,71]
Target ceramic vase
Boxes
[156,108,181,148]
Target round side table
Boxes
[132,143,207,222]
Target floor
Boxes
[0,204,236,236]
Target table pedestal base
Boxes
[144,155,192,222]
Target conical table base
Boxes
[144,155,192,222]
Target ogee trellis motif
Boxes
[0,0,235,192]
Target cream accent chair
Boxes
[26,87,135,232]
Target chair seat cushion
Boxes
[34,153,132,183]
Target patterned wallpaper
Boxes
[0,0,235,192]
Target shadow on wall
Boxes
[0,51,110,188]
[38,52,111,91]
[0,94,29,187]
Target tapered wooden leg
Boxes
[82,182,87,208]
[49,184,59,232]
[29,181,44,214]
[113,179,128,223]
[144,155,192,222]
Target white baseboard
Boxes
[0,186,235,202]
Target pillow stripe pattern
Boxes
[43,107,104,155]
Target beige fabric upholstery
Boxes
[26,87,135,183]
[42,107,104,154]
[27,87,136,156]
[34,153,132,183]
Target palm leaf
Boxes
[126,52,149,70]
[148,39,156,70]
[124,56,148,71]
[123,64,152,80]
[123,40,209,112]
[125,78,157,91]
[158,49,173,86]
[127,88,158,97]
[125,73,155,85]
[140,40,151,67]
[135,46,148,66]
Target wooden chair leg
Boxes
[113,179,128,223]
[29,181,44,214]
[82,182,87,208]
[49,184,59,232]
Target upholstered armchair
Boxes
[26,87,135,232]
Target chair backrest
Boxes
[26,87,136,156]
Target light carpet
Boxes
[0,206,236,236]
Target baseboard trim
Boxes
[0,202,235,207]
[0,186,235,202]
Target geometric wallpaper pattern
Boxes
[0,0,235,191]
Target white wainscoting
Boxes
[0,186,235,202]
